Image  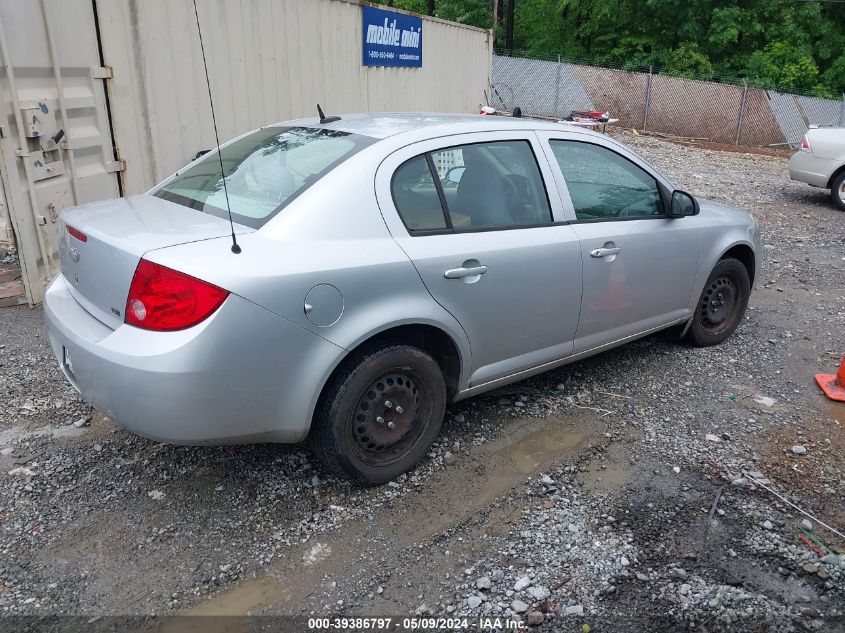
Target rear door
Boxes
[537,132,700,352]
[375,131,582,387]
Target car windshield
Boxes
[154,126,374,228]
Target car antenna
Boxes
[192,0,241,254]
[317,104,341,124]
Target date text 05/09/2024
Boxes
[307,616,528,630]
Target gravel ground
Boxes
[1,133,843,632]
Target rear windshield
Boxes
[154,126,374,228]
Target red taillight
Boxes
[66,225,87,242]
[800,134,811,152]
[125,259,229,331]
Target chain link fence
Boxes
[491,52,845,148]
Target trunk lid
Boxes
[807,127,845,159]
[59,194,252,329]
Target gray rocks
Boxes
[791,444,807,455]
[467,595,482,609]
[513,576,531,591]
[762,520,774,530]
[511,599,529,613]
[669,568,689,580]
[72,416,90,428]
[443,451,457,466]
[564,605,584,616]
[820,554,845,568]
[476,576,492,590]
[527,585,550,600]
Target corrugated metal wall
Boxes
[96,0,493,195]
[768,91,845,146]
[0,0,121,303]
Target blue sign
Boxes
[362,5,422,68]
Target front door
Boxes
[540,135,700,352]
[376,132,582,387]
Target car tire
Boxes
[683,258,751,347]
[831,171,845,212]
[309,344,446,484]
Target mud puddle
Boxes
[180,413,602,616]
[502,417,592,474]
[578,432,640,494]
[161,577,292,633]
[398,413,599,543]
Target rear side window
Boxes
[550,140,663,220]
[391,139,552,233]
[391,156,448,231]
[155,127,374,229]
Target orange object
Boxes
[799,534,826,558]
[815,356,845,402]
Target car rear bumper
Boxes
[44,274,344,444]
[788,151,836,188]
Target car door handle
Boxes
[444,265,488,279]
[590,247,622,258]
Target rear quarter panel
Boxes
[809,127,845,162]
[144,147,474,401]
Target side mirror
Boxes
[669,190,699,217]
[444,165,466,185]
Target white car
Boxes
[788,126,845,210]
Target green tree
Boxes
[380,0,845,96]
[663,43,714,80]
[506,0,843,95]
[392,0,493,28]
[745,41,820,93]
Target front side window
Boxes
[155,126,374,229]
[391,140,552,233]
[550,140,663,220]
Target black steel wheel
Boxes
[699,275,739,335]
[684,258,750,347]
[831,170,845,212]
[309,344,446,484]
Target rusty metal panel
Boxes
[97,0,493,194]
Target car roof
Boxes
[277,112,608,141]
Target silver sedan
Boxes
[44,114,761,483]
